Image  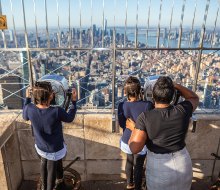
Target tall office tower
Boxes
[40,59,48,77]
[9,30,14,42]
[77,29,80,40]
[61,31,64,39]
[93,24,96,37]
[110,29,113,38]
[20,51,30,103]
[80,54,93,104]
[104,19,107,36]
[76,80,81,100]
[89,89,105,107]
[20,51,29,85]
[203,77,213,108]
[163,28,167,39]
[72,28,76,39]
[0,75,23,109]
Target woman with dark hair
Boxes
[23,81,77,190]
[128,76,199,190]
[118,76,154,190]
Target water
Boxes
[127,33,218,50]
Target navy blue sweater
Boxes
[118,100,154,144]
[23,98,77,153]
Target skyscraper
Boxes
[203,77,213,108]
[93,24,96,37]
[0,75,23,109]
[9,30,14,42]
[104,19,107,36]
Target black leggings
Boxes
[40,157,63,190]
[126,154,146,190]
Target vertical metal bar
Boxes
[124,0,128,47]
[114,0,116,29]
[91,0,93,48]
[157,0,163,48]
[0,0,7,48]
[21,0,29,49]
[33,0,39,48]
[189,0,197,48]
[21,0,34,87]
[68,0,71,48]
[27,50,34,87]
[146,0,151,46]
[79,0,82,48]
[202,0,210,28]
[114,0,116,46]
[9,0,18,48]
[102,0,105,47]
[178,27,182,48]
[44,0,50,48]
[199,0,210,47]
[112,29,116,132]
[135,0,139,48]
[193,28,205,92]
[167,0,174,48]
[56,0,61,48]
[178,0,186,49]
[211,5,219,48]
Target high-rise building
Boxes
[203,77,213,108]
[104,19,107,36]
[93,24,96,37]
[0,75,23,109]
[163,28,167,39]
[9,30,14,42]
[20,51,29,85]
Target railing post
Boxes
[178,27,182,49]
[112,29,116,132]
[0,0,7,48]
[192,27,205,92]
[156,27,160,49]
[21,0,34,88]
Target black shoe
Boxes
[55,181,72,190]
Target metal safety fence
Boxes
[0,0,219,118]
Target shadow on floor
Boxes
[19,180,127,190]
[19,179,213,190]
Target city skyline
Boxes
[1,0,220,29]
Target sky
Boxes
[1,0,220,30]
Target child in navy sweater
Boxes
[118,76,153,190]
[23,81,77,190]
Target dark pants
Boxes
[126,154,146,190]
[40,157,63,190]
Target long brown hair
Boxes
[32,81,53,105]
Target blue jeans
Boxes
[146,147,192,190]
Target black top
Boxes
[118,100,154,144]
[23,98,77,153]
[136,101,193,154]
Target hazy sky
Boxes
[1,0,220,29]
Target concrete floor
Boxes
[19,178,213,190]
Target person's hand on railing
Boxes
[26,87,32,98]
[72,88,77,101]
[126,118,135,131]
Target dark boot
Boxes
[55,179,72,190]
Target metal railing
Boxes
[0,0,219,118]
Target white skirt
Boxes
[120,138,147,155]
